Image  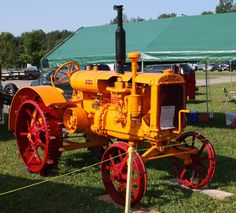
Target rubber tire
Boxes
[4,83,18,96]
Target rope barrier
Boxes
[0,152,125,197]
[0,137,202,197]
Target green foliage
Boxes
[0,30,72,69]
[109,13,130,24]
[42,30,72,52]
[129,16,145,22]
[158,13,177,19]
[201,11,214,15]
[0,32,18,68]
[215,0,236,13]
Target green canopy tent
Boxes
[42,12,236,68]
[42,12,236,114]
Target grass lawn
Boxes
[0,82,236,213]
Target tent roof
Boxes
[43,12,236,68]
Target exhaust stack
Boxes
[113,5,126,74]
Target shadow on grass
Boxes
[144,153,236,191]
[187,99,207,104]
[2,148,234,212]
[143,182,193,208]
[212,154,236,188]
[195,91,206,96]
[61,150,100,172]
[0,173,122,213]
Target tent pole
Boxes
[141,60,144,72]
[205,62,209,113]
[230,60,232,90]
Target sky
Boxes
[0,0,220,36]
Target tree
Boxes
[42,30,72,52]
[201,11,214,15]
[129,17,145,22]
[215,0,236,13]
[109,13,129,24]
[158,13,177,19]
[0,32,17,68]
[21,30,46,67]
[0,29,72,68]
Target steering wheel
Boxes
[54,61,80,84]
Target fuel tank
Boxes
[70,70,132,93]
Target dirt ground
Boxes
[2,79,33,89]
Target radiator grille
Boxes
[159,84,185,129]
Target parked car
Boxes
[143,63,196,100]
[224,61,236,71]
[143,64,173,73]
[206,63,228,72]
[24,66,40,79]
[209,64,220,71]
[190,63,205,71]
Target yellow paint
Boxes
[9,52,192,164]
[8,86,66,130]
[63,106,88,133]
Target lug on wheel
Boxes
[171,131,216,189]
[101,142,147,206]
[15,99,62,174]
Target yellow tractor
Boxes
[8,5,216,206]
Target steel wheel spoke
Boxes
[190,170,196,183]
[180,168,187,179]
[27,150,41,164]
[109,154,116,167]
[171,132,216,189]
[25,108,32,118]
[132,177,139,184]
[38,141,47,148]
[197,144,205,156]
[118,149,123,161]
[29,108,38,127]
[131,186,138,196]
[191,135,196,148]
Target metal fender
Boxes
[8,86,66,131]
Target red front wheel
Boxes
[100,142,147,206]
[171,132,216,189]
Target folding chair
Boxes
[223,87,236,103]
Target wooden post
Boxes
[125,145,134,213]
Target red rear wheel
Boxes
[101,142,147,206]
[171,132,216,189]
[15,99,62,174]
